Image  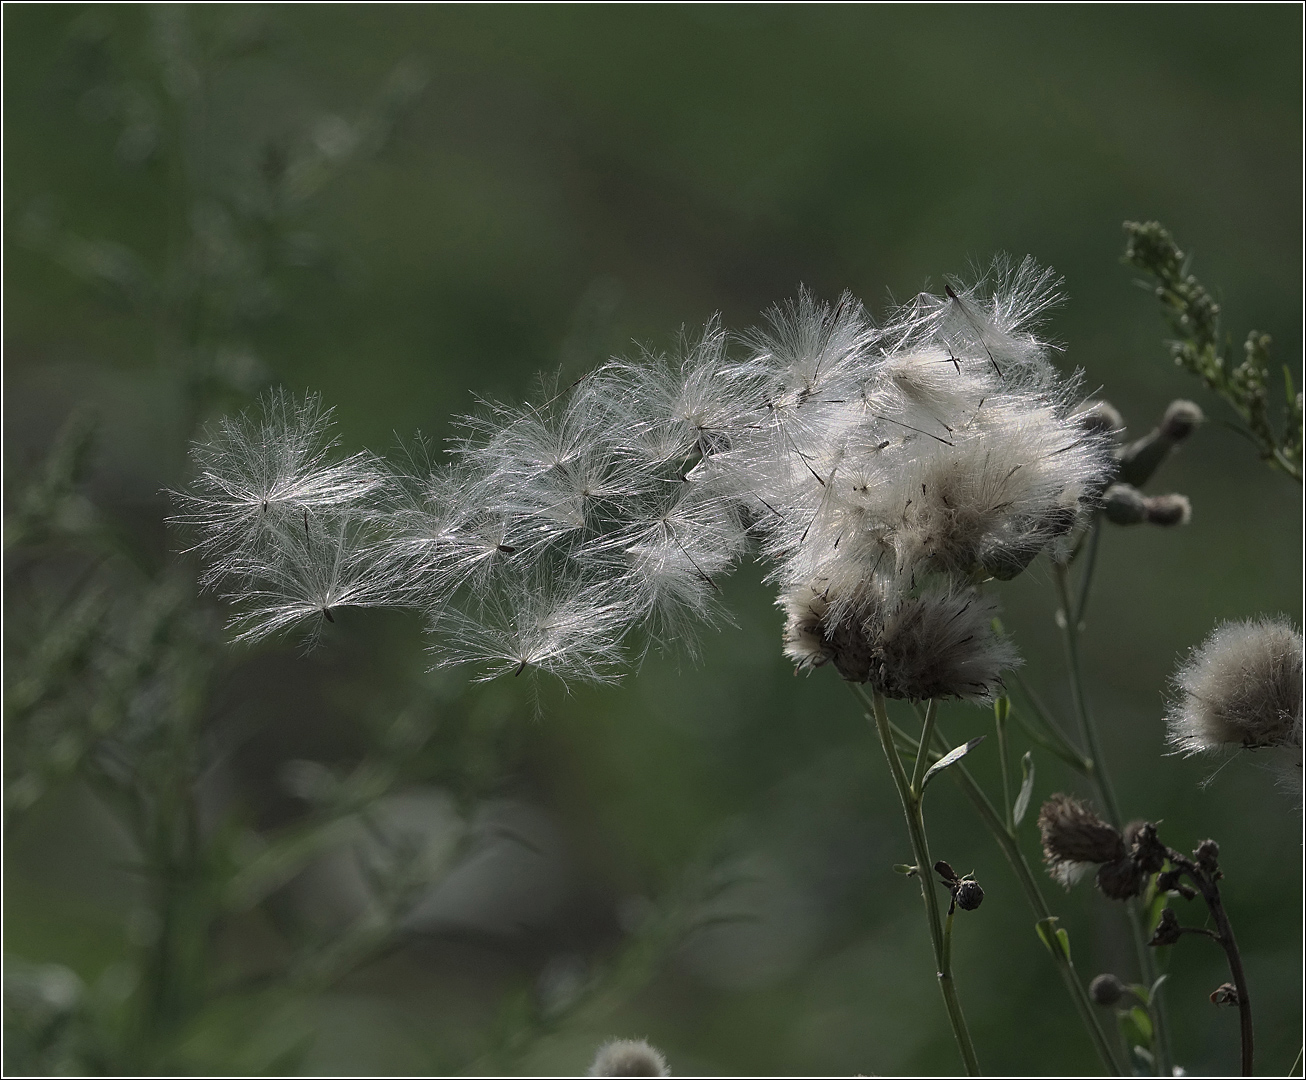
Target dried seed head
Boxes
[954,879,984,911]
[1168,617,1305,756]
[1103,483,1148,526]
[868,588,1019,703]
[1160,399,1204,442]
[1143,493,1191,527]
[588,1039,670,1078]
[1149,907,1183,947]
[1096,856,1145,900]
[1194,839,1220,876]
[1038,794,1125,887]
[1125,821,1168,875]
[780,582,1018,702]
[1089,973,1126,1007]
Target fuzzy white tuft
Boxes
[1168,617,1304,759]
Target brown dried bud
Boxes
[1149,907,1183,947]
[1089,973,1126,1007]
[1194,839,1220,876]
[1209,982,1240,1007]
[1096,857,1145,900]
[1156,868,1197,901]
[1125,821,1168,874]
[1038,794,1125,886]
[955,879,984,911]
[1160,400,1204,442]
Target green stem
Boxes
[994,700,1013,830]
[867,689,981,1076]
[911,698,939,797]
[1052,563,1121,827]
[1053,559,1173,1076]
[853,686,1123,1076]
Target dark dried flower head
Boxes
[1125,820,1167,874]
[1168,618,1304,768]
[1089,973,1126,1007]
[1095,857,1144,900]
[955,879,984,911]
[1038,793,1124,887]
[1194,839,1220,876]
[589,1038,670,1078]
[1148,907,1183,947]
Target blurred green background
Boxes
[5,5,1302,1076]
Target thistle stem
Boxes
[1054,556,1174,1076]
[852,684,1124,1076]
[911,698,939,796]
[1170,854,1255,1075]
[866,689,981,1076]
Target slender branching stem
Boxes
[1168,852,1255,1075]
[1055,551,1174,1076]
[911,697,939,797]
[855,686,1123,1076]
[866,688,981,1076]
[993,700,1013,829]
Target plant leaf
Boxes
[1035,916,1072,964]
[921,736,985,791]
[1012,751,1035,827]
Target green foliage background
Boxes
[5,5,1302,1075]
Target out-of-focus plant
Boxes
[6,10,699,1076]
[1124,220,1303,482]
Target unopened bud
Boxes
[1149,907,1183,947]
[1160,400,1204,442]
[1089,973,1126,1007]
[1080,400,1126,440]
[1143,493,1191,527]
[1117,400,1202,486]
[1103,483,1148,525]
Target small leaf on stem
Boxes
[1012,751,1035,827]
[921,736,985,791]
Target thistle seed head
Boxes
[1167,617,1304,755]
[1038,794,1125,887]
[588,1038,670,1078]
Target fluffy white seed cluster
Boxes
[1167,617,1304,791]
[588,1038,670,1077]
[174,258,1112,695]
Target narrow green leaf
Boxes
[921,736,985,791]
[893,863,919,876]
[1012,751,1035,827]
[993,695,1010,725]
[1035,917,1072,964]
[1128,1006,1153,1042]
